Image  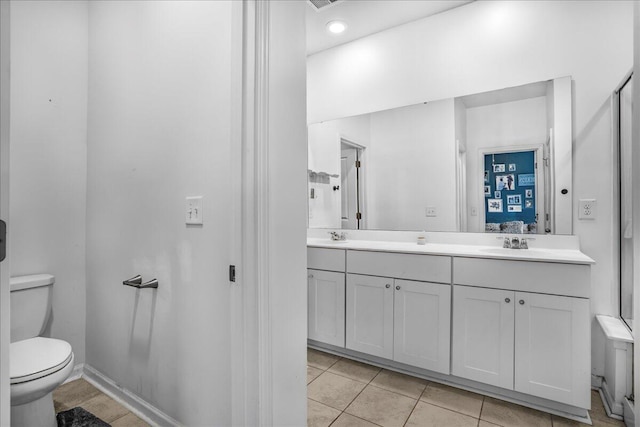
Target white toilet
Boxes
[10,274,75,427]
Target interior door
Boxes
[340,146,358,229]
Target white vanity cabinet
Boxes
[452,258,591,409]
[451,286,515,389]
[308,239,593,421]
[393,279,451,373]
[308,269,345,347]
[345,274,394,359]
[307,248,346,347]
[345,251,452,374]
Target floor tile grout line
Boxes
[401,389,423,427]
[477,397,485,427]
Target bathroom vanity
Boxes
[307,232,594,422]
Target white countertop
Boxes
[307,238,595,265]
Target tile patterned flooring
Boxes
[307,348,627,427]
[53,378,150,427]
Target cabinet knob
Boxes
[505,298,510,303]
[519,299,525,305]
[308,274,314,279]
[396,285,401,290]
[385,284,391,289]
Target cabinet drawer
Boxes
[453,257,590,298]
[347,250,451,284]
[308,247,346,272]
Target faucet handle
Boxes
[520,238,528,249]
[503,237,511,248]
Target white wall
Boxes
[86,2,235,424]
[368,100,456,231]
[308,0,633,377]
[9,0,88,364]
[465,96,548,232]
[308,100,457,231]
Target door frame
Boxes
[233,1,308,425]
[0,0,10,424]
[478,144,546,234]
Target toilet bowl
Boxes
[10,275,75,427]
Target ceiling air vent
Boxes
[307,0,341,11]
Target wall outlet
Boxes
[186,196,203,225]
[425,207,437,217]
[579,199,596,220]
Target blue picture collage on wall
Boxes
[484,150,536,225]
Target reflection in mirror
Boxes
[308,77,572,234]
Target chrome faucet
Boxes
[511,237,520,249]
[329,231,347,241]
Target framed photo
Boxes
[484,185,491,196]
[525,200,533,209]
[525,189,533,198]
[507,194,521,205]
[496,174,516,191]
[494,191,501,199]
[508,164,516,172]
[508,205,522,213]
[493,164,505,173]
[487,199,503,213]
[484,170,489,183]
[518,174,535,186]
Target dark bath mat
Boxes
[57,407,111,427]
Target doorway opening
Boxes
[481,146,546,234]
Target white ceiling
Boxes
[306,0,473,55]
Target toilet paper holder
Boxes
[123,274,159,289]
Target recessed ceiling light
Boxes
[326,20,347,34]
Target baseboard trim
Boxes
[64,363,84,383]
[600,380,624,418]
[597,386,624,421]
[82,364,181,427]
[591,374,603,389]
[623,397,635,427]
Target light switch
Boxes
[186,196,203,225]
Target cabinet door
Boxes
[346,274,394,359]
[308,269,345,347]
[452,285,515,389]
[514,292,590,408]
[393,279,451,373]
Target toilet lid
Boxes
[10,337,73,384]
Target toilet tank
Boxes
[10,274,55,343]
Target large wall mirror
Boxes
[308,77,572,234]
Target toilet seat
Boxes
[10,337,73,385]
